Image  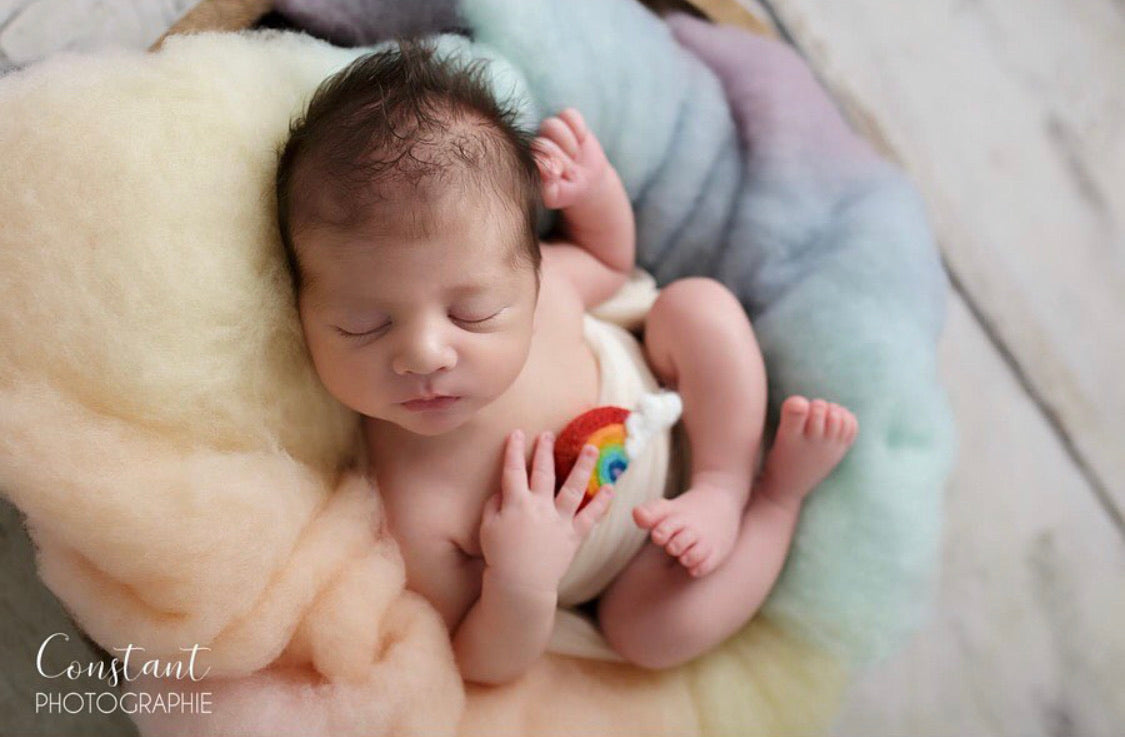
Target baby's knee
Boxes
[650,277,744,326]
[599,591,707,670]
[601,615,687,670]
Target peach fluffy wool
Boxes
[0,30,851,737]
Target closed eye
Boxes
[334,322,391,338]
[451,307,506,325]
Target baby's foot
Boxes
[633,477,746,579]
[756,396,858,511]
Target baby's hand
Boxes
[479,430,614,593]
[532,108,610,211]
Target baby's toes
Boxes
[825,404,842,440]
[807,399,828,438]
[651,516,680,545]
[633,498,672,531]
[830,403,856,444]
[781,396,810,423]
[689,548,717,577]
[666,526,697,557]
[679,540,709,568]
[776,396,810,440]
[831,404,856,442]
[824,404,855,444]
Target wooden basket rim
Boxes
[150,0,773,51]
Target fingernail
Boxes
[543,431,554,442]
[513,429,523,441]
[583,444,598,456]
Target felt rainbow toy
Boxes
[553,391,682,512]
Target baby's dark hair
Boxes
[275,40,542,291]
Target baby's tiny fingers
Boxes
[531,139,558,175]
[555,478,586,517]
[533,136,570,175]
[557,108,588,143]
[529,432,556,496]
[540,116,580,158]
[573,485,614,536]
[566,444,599,487]
[500,430,528,505]
[556,444,598,515]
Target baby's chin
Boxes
[396,416,468,437]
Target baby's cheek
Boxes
[310,341,374,409]
[479,333,531,392]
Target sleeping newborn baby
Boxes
[276,41,857,684]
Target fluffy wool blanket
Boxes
[0,0,954,735]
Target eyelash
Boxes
[334,310,502,339]
[452,310,501,325]
[335,323,390,339]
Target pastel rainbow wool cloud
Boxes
[553,391,683,510]
[0,0,956,732]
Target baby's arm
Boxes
[456,431,610,685]
[534,109,636,309]
[390,516,557,685]
[452,568,558,685]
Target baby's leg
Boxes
[632,277,767,578]
[599,397,857,670]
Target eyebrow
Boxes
[308,280,503,311]
[445,282,496,298]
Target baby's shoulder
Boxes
[530,253,591,354]
[538,249,588,314]
[539,241,632,312]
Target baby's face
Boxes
[295,197,538,437]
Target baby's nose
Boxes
[392,329,456,376]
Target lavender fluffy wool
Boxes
[0,2,956,733]
[274,0,465,46]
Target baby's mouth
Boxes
[400,395,461,412]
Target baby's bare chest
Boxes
[378,272,601,560]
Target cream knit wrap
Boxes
[548,272,687,661]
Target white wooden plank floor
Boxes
[735,0,1125,733]
[1,1,1122,736]
[735,1,1125,734]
